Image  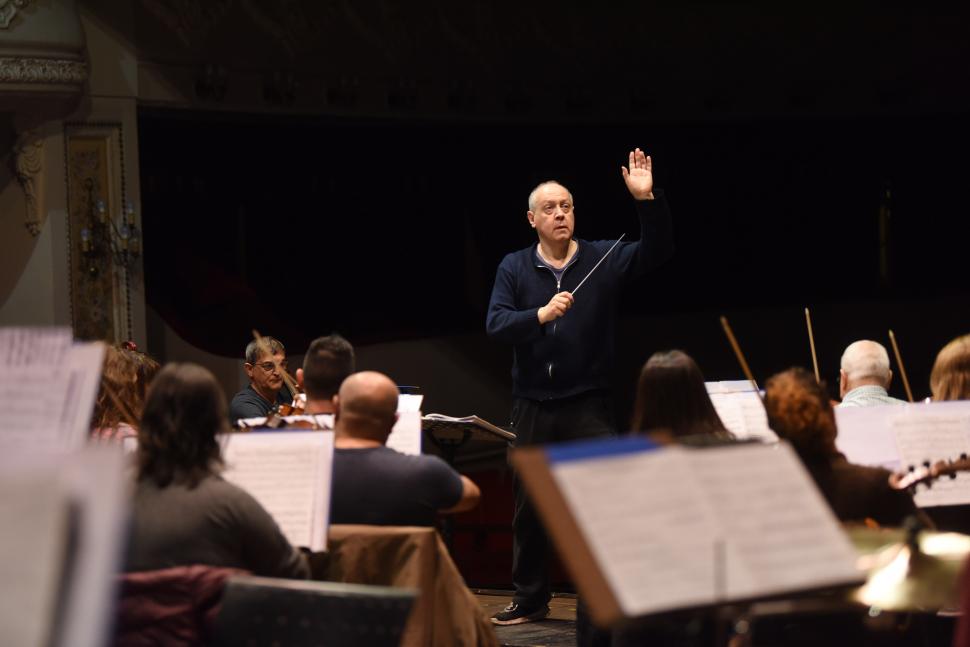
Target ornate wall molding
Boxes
[13,129,44,235]
[0,0,31,29]
[64,122,130,342]
[0,56,86,84]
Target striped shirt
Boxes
[838,385,907,408]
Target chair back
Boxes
[212,575,415,647]
[113,565,245,647]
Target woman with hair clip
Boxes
[90,344,160,441]
[124,362,308,579]
[630,350,733,444]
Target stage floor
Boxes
[476,591,577,647]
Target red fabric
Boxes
[113,565,247,647]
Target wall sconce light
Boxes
[78,178,140,277]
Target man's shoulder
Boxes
[337,446,456,475]
[230,385,260,404]
[500,245,536,267]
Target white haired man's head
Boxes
[839,340,892,398]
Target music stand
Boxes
[422,414,516,465]
[212,576,415,647]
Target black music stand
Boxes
[212,576,415,647]
[422,414,516,466]
[422,414,515,546]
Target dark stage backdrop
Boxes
[139,107,970,418]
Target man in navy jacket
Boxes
[486,148,674,625]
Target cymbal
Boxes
[846,525,970,612]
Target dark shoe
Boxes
[490,602,550,625]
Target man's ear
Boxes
[527,211,536,228]
[332,394,340,418]
[296,368,305,389]
[887,369,893,389]
[244,363,255,380]
[839,369,848,398]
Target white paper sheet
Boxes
[398,394,424,413]
[835,404,907,470]
[708,391,777,442]
[387,411,422,455]
[221,431,334,550]
[0,446,129,647]
[0,473,70,647]
[0,329,104,452]
[549,442,860,617]
[892,409,970,507]
[689,444,861,599]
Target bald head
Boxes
[840,340,892,396]
[334,371,399,443]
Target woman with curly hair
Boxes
[90,344,159,441]
[763,367,923,527]
[125,363,308,578]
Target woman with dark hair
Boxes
[125,363,308,578]
[630,350,732,441]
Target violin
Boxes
[890,453,970,491]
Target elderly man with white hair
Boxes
[838,340,907,407]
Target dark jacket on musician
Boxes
[486,192,674,401]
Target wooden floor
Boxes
[476,592,577,647]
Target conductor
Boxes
[486,148,674,625]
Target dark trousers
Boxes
[510,390,615,608]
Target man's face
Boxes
[246,351,286,395]
[528,184,574,245]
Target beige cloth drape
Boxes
[311,525,498,647]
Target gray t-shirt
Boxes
[125,474,309,579]
[330,446,463,526]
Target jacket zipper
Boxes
[537,248,578,383]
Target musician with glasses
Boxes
[229,336,294,424]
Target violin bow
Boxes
[251,329,301,399]
[719,316,760,395]
[804,307,821,384]
[888,329,915,403]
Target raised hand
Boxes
[538,291,574,324]
[621,147,654,200]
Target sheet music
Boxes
[892,410,970,507]
[0,446,129,647]
[549,442,859,616]
[689,444,860,599]
[0,329,104,452]
[835,405,907,470]
[387,411,422,455]
[55,447,129,647]
[553,447,719,614]
[708,392,777,442]
[705,380,758,395]
[0,473,70,647]
[398,394,424,413]
[221,432,334,550]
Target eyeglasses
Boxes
[255,361,286,373]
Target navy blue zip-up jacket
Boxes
[486,191,674,401]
